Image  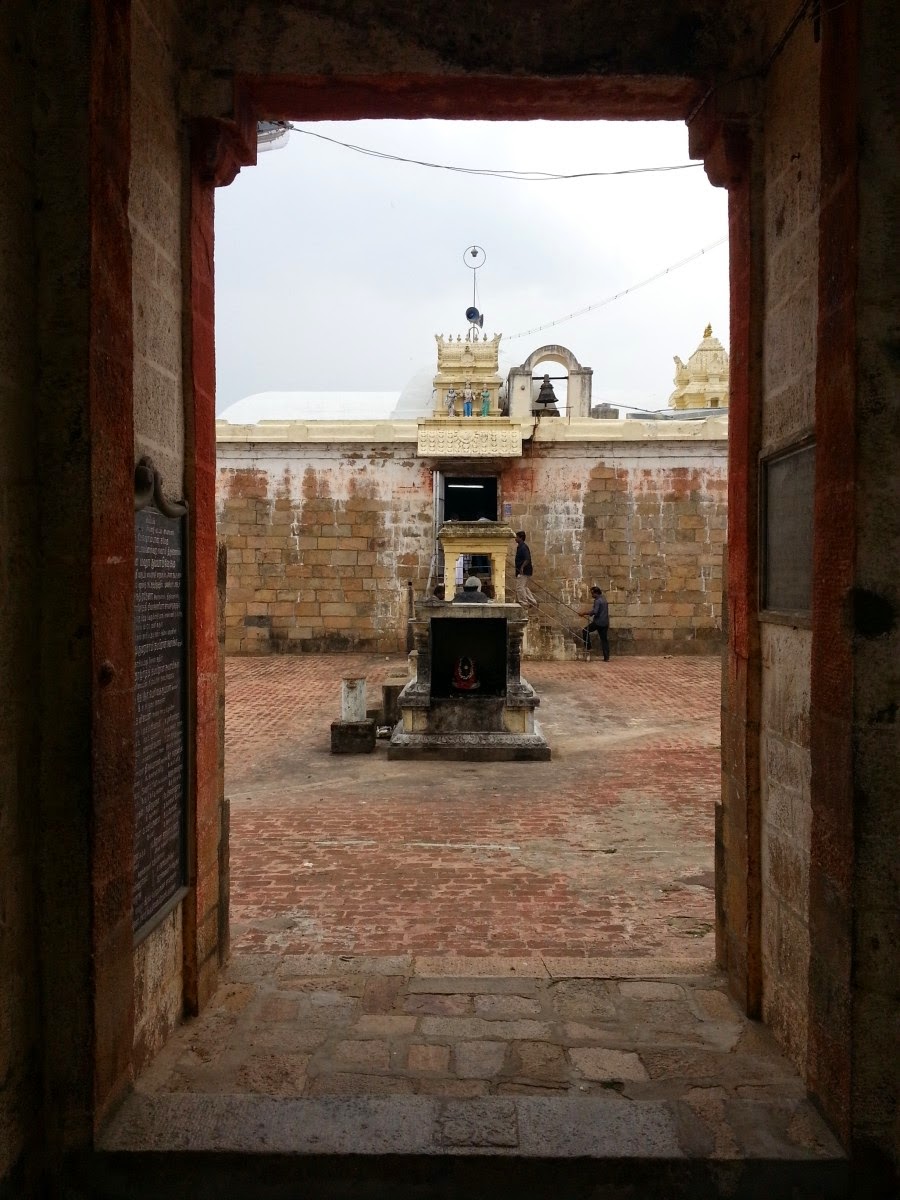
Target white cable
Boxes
[506,238,727,341]
[287,125,703,182]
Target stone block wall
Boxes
[218,448,433,655]
[129,0,187,1075]
[760,624,813,1069]
[131,0,185,495]
[505,443,727,654]
[216,433,727,657]
[757,0,821,1079]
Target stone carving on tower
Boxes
[432,332,503,417]
[418,331,519,457]
[668,325,730,411]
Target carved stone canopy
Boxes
[433,333,503,416]
[438,521,516,598]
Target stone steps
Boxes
[83,1093,850,1199]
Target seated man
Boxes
[454,575,490,603]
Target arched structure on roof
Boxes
[507,343,593,419]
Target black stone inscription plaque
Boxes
[763,443,815,613]
[134,505,187,934]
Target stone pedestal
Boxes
[341,677,367,722]
[330,720,376,754]
[331,677,376,752]
[389,601,550,761]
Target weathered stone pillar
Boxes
[506,364,534,419]
[185,109,256,1012]
[567,366,594,417]
[30,0,136,1164]
[341,677,367,722]
[691,109,764,1019]
[506,620,526,694]
[412,618,432,696]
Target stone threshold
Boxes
[93,956,849,1198]
[92,1093,848,1199]
[231,953,717,980]
[100,1091,844,1159]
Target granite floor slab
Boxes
[119,956,841,1174]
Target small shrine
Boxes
[668,324,730,411]
[388,599,550,761]
[438,521,516,598]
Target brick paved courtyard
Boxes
[119,663,842,1170]
[226,654,721,966]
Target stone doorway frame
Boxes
[188,66,761,1025]
[179,38,859,1155]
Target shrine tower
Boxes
[668,325,730,411]
[432,332,504,416]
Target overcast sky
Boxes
[214,119,729,416]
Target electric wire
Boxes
[269,6,814,352]
[505,237,727,341]
[285,2,820,179]
[287,125,702,182]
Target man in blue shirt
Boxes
[581,586,610,661]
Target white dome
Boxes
[218,391,401,424]
[390,366,436,418]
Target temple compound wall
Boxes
[216,420,727,658]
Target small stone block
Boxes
[435,1098,519,1147]
[362,975,404,1014]
[454,1040,507,1080]
[333,1039,391,1069]
[619,981,683,1001]
[403,993,471,1017]
[407,1043,451,1073]
[569,1047,649,1082]
[475,994,541,1018]
[330,719,376,754]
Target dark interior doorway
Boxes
[443,476,498,522]
[431,616,508,697]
